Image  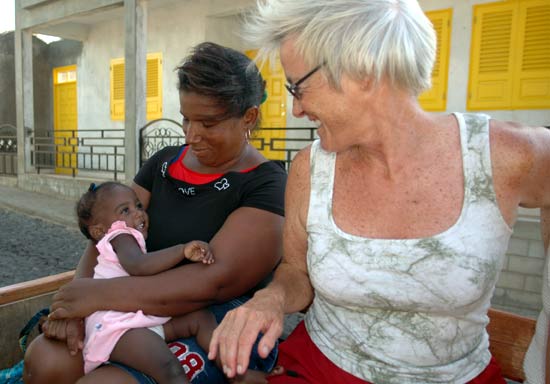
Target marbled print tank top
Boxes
[304,113,513,383]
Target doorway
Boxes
[53,65,78,175]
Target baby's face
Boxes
[94,186,149,239]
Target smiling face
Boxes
[89,185,149,241]
[280,38,368,153]
[179,91,257,170]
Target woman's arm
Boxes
[208,148,314,378]
[259,148,314,314]
[50,199,284,319]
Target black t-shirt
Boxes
[134,145,287,252]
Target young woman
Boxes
[25,42,287,384]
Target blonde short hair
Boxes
[243,0,436,95]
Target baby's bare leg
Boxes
[163,310,217,353]
[164,311,272,383]
[110,328,189,384]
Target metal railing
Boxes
[4,121,317,178]
[0,124,17,176]
[31,128,125,179]
[249,126,318,169]
[139,118,185,167]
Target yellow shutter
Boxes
[468,2,517,110]
[146,53,163,120]
[110,59,125,120]
[110,53,163,121]
[418,9,452,112]
[512,0,550,108]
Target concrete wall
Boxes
[32,37,51,136]
[76,0,250,132]
[0,33,50,134]
[0,33,16,128]
[0,32,82,135]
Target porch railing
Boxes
[0,124,17,176]
[9,121,317,178]
[31,129,125,180]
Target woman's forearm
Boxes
[268,262,314,314]
[52,208,284,320]
[88,259,248,316]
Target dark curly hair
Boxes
[75,181,132,240]
[176,42,266,120]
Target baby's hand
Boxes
[185,240,214,264]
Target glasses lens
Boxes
[285,84,298,99]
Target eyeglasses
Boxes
[285,64,323,100]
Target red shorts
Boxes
[268,321,506,384]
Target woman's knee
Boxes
[24,334,84,384]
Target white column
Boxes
[14,25,35,176]
[124,0,147,181]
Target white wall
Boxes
[76,0,255,132]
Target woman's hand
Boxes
[208,289,285,379]
[41,317,84,356]
[49,278,102,319]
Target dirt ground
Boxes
[0,208,87,287]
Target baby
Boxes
[76,181,216,383]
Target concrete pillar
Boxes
[124,0,147,181]
[14,23,34,176]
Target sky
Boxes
[0,0,60,42]
[0,0,15,33]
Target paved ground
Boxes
[0,184,86,286]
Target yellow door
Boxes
[53,65,78,175]
[245,50,286,161]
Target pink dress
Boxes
[83,221,170,373]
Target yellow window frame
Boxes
[110,52,163,120]
[418,8,452,112]
[468,0,550,110]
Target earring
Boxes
[245,129,251,143]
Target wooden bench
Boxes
[0,271,74,369]
[487,308,537,383]
[0,273,540,382]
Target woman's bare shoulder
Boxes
[490,119,550,209]
[489,119,544,166]
[291,144,312,167]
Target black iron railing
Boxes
[31,129,125,179]
[6,120,317,178]
[0,124,17,176]
[139,118,185,167]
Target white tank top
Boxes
[304,112,512,383]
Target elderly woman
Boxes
[24,42,286,383]
[208,1,550,383]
